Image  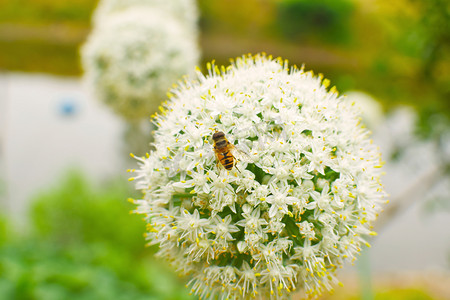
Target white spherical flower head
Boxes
[130,54,387,299]
[81,7,199,120]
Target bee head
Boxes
[212,131,225,141]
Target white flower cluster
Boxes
[130,54,387,299]
[81,0,199,120]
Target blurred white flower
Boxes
[130,54,387,299]
[93,0,199,36]
[81,6,199,120]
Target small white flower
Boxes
[131,54,387,299]
[297,221,316,240]
[265,183,297,218]
[308,183,332,217]
[236,206,268,236]
[235,261,259,297]
[252,240,283,267]
[186,237,214,263]
[207,215,239,244]
[177,209,208,242]
[236,170,258,194]
[303,137,332,175]
[208,171,237,213]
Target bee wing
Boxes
[230,145,252,163]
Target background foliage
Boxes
[0,172,193,300]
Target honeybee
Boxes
[212,131,249,171]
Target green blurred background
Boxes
[0,0,449,299]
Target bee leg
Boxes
[234,162,241,173]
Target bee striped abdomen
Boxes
[221,151,234,169]
[219,153,234,170]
